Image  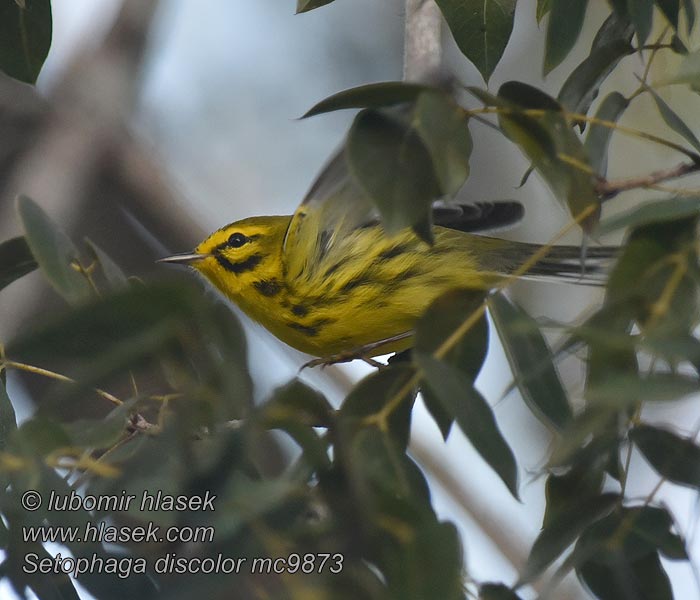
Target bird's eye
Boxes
[227,232,248,248]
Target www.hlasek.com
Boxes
[19,489,344,579]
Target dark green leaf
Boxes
[296,0,334,13]
[258,379,333,470]
[17,195,93,306]
[671,33,688,53]
[303,82,431,118]
[410,91,472,195]
[536,0,551,24]
[435,0,517,82]
[683,0,695,33]
[85,239,129,291]
[497,82,600,226]
[627,0,654,43]
[415,289,488,377]
[63,399,137,449]
[544,0,589,75]
[646,83,700,153]
[587,373,698,407]
[0,380,17,452]
[7,283,200,375]
[489,293,572,431]
[480,583,524,600]
[558,14,634,117]
[340,365,417,450]
[597,196,700,234]
[583,92,630,176]
[0,0,51,83]
[520,493,619,582]
[577,550,673,600]
[347,109,440,240]
[0,236,37,292]
[631,424,700,490]
[261,378,333,428]
[656,0,680,29]
[384,520,464,600]
[8,416,71,457]
[415,289,487,439]
[543,464,604,528]
[418,355,519,499]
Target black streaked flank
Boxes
[379,243,410,261]
[323,260,343,279]
[214,253,264,274]
[253,279,282,296]
[288,323,319,337]
[287,317,334,337]
[291,304,309,317]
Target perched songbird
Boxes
[160,150,614,363]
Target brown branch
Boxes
[596,161,700,199]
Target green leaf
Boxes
[682,0,695,33]
[415,289,488,439]
[16,195,93,306]
[627,0,654,43]
[543,464,604,528]
[347,109,441,240]
[7,283,201,377]
[63,399,137,449]
[302,82,431,118]
[520,493,619,582]
[544,0,589,75]
[85,239,129,291]
[646,83,700,153]
[0,0,51,84]
[489,293,572,431]
[384,520,465,600]
[435,0,517,82]
[494,81,599,227]
[587,373,699,407]
[656,0,680,29]
[630,424,700,490]
[340,365,417,450]
[596,196,700,234]
[480,583,524,600]
[296,0,334,13]
[558,13,634,117]
[410,91,472,196]
[577,550,673,600]
[665,49,700,89]
[418,354,519,499]
[583,92,630,176]
[536,0,551,24]
[415,289,488,377]
[0,236,37,292]
[0,379,17,452]
[261,378,333,428]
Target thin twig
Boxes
[596,162,700,199]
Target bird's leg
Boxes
[300,331,413,370]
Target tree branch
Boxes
[404,0,443,84]
[596,161,700,199]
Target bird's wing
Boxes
[282,148,379,281]
[282,147,525,280]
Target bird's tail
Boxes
[519,243,618,286]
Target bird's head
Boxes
[159,215,291,297]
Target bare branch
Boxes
[404,0,444,83]
[596,162,700,199]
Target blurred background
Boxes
[0,0,698,598]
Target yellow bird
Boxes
[160,150,613,363]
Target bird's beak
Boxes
[157,252,208,265]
